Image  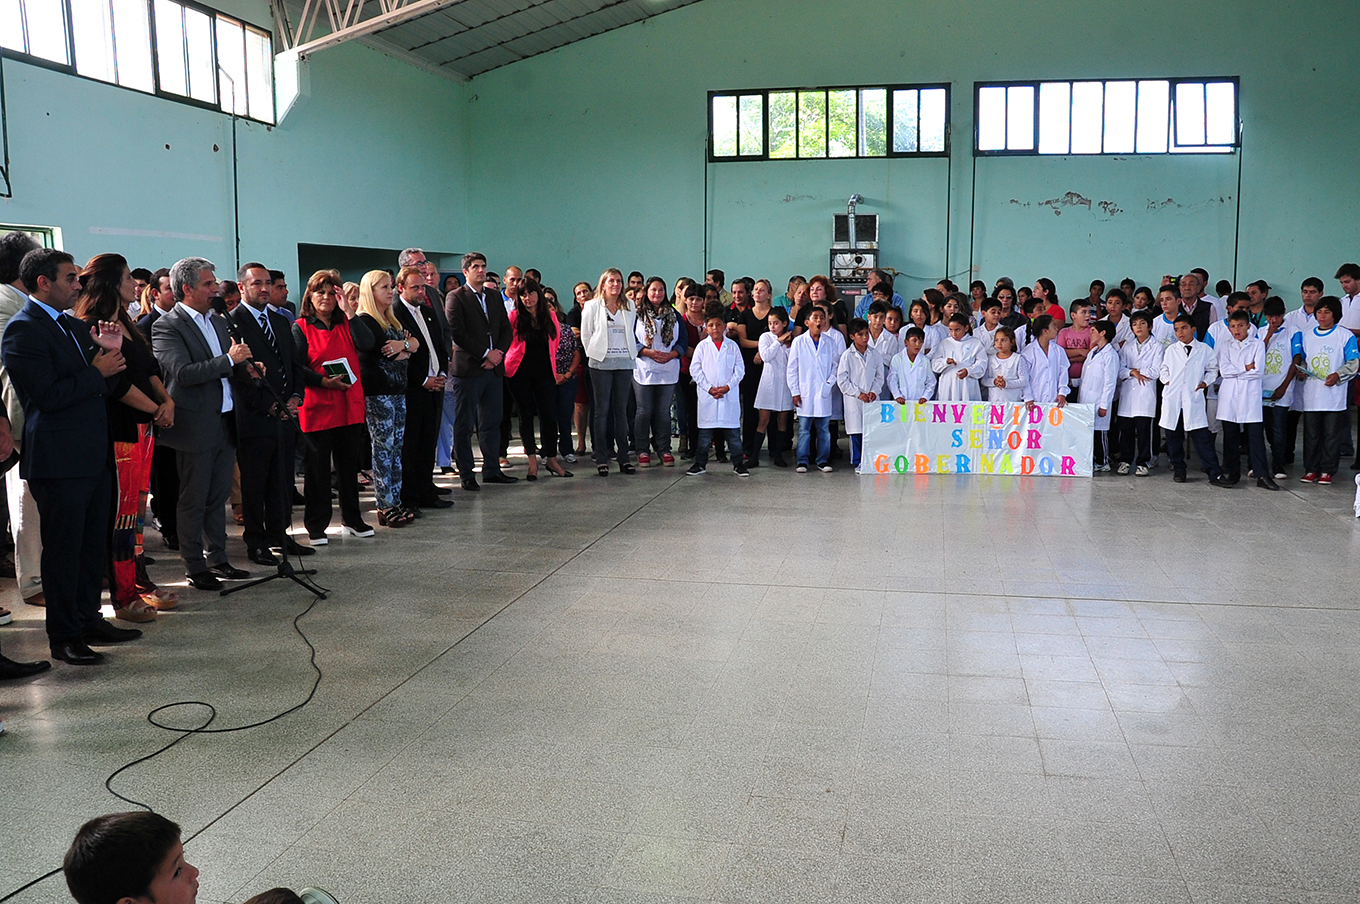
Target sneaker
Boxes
[1247,470,1255,479]
[1135,464,1149,476]
[1301,472,1318,483]
[818,463,833,473]
[1319,473,1333,485]
[1095,463,1111,472]
[1117,462,1131,475]
[638,453,651,465]
[685,463,706,476]
[307,534,328,546]
[662,452,675,466]
[796,463,809,473]
[734,463,750,477]
[564,453,577,463]
[1273,471,1287,480]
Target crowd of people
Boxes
[0,228,1357,681]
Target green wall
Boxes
[0,2,469,287]
[464,0,1359,302]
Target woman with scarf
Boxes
[632,276,686,466]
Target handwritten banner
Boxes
[860,401,1095,477]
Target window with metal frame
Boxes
[710,84,949,162]
[974,78,1238,156]
[0,223,62,248]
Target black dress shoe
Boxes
[50,640,103,665]
[1257,477,1281,490]
[417,497,454,509]
[186,571,223,591]
[249,548,282,566]
[461,477,480,491]
[292,489,306,505]
[209,563,250,580]
[82,619,142,644]
[1210,474,1234,488]
[1173,472,1187,483]
[434,486,453,495]
[163,535,180,550]
[282,539,316,557]
[441,466,455,474]
[481,471,518,484]
[0,654,51,679]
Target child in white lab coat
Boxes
[787,305,840,472]
[1160,314,1227,485]
[752,305,794,467]
[687,303,748,477]
[889,327,937,404]
[836,319,886,470]
[1116,310,1164,475]
[1082,321,1120,471]
[1216,309,1277,489]
[985,327,1027,403]
[865,300,902,394]
[931,313,985,400]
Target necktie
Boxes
[259,311,280,359]
[59,316,91,362]
[1185,344,1192,356]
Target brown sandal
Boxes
[114,600,158,623]
[142,587,181,611]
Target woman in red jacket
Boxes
[506,279,572,480]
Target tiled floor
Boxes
[2,460,1359,903]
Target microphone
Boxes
[210,294,245,343]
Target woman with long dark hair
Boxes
[506,279,572,480]
[632,276,684,466]
[73,253,177,622]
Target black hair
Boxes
[237,261,270,282]
[1023,297,1047,316]
[1031,314,1056,335]
[627,270,644,282]
[848,317,870,335]
[1068,298,1092,315]
[980,297,1001,312]
[1248,279,1270,294]
[19,248,75,293]
[1129,309,1155,327]
[683,283,704,299]
[1263,296,1286,317]
[904,326,925,342]
[867,300,890,316]
[1119,277,1136,290]
[703,300,727,322]
[130,267,152,281]
[1104,288,1128,306]
[268,269,286,284]
[525,268,542,281]
[767,305,789,324]
[1215,279,1233,297]
[1301,276,1325,292]
[1335,263,1360,281]
[888,304,904,320]
[1316,296,1343,322]
[1157,283,1179,297]
[1090,279,1106,290]
[1092,320,1116,343]
[65,812,181,904]
[706,268,726,286]
[947,312,970,328]
[1173,313,1196,328]
[740,276,755,292]
[513,279,557,340]
[870,283,892,298]
[970,280,986,293]
[0,231,42,284]
[1226,291,1251,307]
[460,252,487,270]
[1227,309,1251,324]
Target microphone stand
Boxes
[213,299,326,601]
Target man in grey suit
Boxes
[151,257,255,591]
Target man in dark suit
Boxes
[152,257,254,591]
[230,263,310,565]
[444,252,517,491]
[134,268,173,341]
[0,249,141,665]
[394,266,451,510]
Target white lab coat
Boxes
[1216,336,1265,424]
[1081,343,1119,430]
[1117,337,1164,418]
[691,335,745,428]
[836,346,885,434]
[868,329,902,396]
[754,331,794,411]
[786,330,840,418]
[1159,340,1217,431]
[1021,339,1071,404]
[1109,315,1133,349]
[930,335,985,401]
[984,353,1028,403]
[888,350,936,402]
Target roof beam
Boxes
[286,0,468,62]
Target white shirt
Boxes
[177,301,234,413]
[401,298,439,379]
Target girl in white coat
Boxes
[836,320,886,469]
[787,306,840,471]
[1116,310,1164,474]
[688,304,747,476]
[753,306,794,467]
[931,314,985,401]
[1082,321,1120,469]
[985,327,1028,403]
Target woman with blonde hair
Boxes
[579,268,638,475]
[349,270,418,527]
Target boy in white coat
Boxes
[1216,310,1277,489]
[836,319,885,470]
[931,313,985,400]
[687,304,748,477]
[787,306,839,472]
[1160,314,1228,486]
[1116,310,1164,475]
[1082,321,1120,471]
[889,327,937,405]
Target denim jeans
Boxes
[695,427,743,468]
[797,415,831,466]
[435,381,457,468]
[634,381,676,455]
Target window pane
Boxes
[711,95,737,156]
[155,0,186,96]
[1006,85,1034,150]
[1103,80,1136,153]
[738,94,763,156]
[1135,80,1169,153]
[860,88,886,156]
[976,86,1005,150]
[1205,81,1236,145]
[184,5,214,103]
[919,88,946,152]
[798,90,826,158]
[216,16,246,114]
[245,27,273,122]
[1175,82,1206,146]
[25,0,70,63]
[1038,81,1071,154]
[71,0,115,82]
[892,88,918,153]
[1070,81,1103,154]
[0,0,23,53]
[112,0,154,91]
[828,89,856,157]
[768,91,796,158]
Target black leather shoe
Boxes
[0,654,51,679]
[481,471,518,484]
[461,477,480,491]
[417,497,454,509]
[50,640,102,665]
[433,486,453,496]
[1173,472,1187,483]
[186,571,223,591]
[248,548,282,566]
[82,619,142,644]
[282,539,316,557]
[209,563,250,580]
[163,535,180,550]
[1257,477,1281,491]
[292,489,306,505]
[1210,474,1234,488]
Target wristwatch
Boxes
[403,339,410,351]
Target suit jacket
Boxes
[424,285,452,357]
[396,297,449,393]
[136,305,165,343]
[0,299,127,479]
[445,283,512,378]
[0,283,30,433]
[152,304,235,452]
[229,303,305,439]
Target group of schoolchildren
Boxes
[689,265,1360,488]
